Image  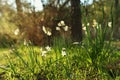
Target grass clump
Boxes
[0,36,119,80]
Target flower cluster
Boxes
[82,23,87,35]
[82,19,101,31]
[40,46,51,57]
[42,26,52,36]
[23,39,32,46]
[56,20,70,32]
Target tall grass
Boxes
[0,37,119,79]
[82,2,120,79]
[0,2,120,80]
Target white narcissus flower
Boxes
[82,27,86,31]
[58,20,65,26]
[108,22,112,28]
[42,26,47,34]
[14,28,19,35]
[72,42,80,45]
[42,26,52,36]
[58,22,62,26]
[47,31,52,36]
[45,46,51,51]
[23,39,31,46]
[82,24,85,27]
[96,24,101,29]
[56,27,60,30]
[87,23,90,26]
[62,48,67,56]
[24,39,27,46]
[41,51,47,57]
[60,20,65,26]
[63,26,69,31]
[93,19,98,27]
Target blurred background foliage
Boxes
[0,0,120,47]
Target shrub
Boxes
[0,34,15,48]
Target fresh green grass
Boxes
[0,48,10,65]
[0,42,119,80]
[0,12,120,79]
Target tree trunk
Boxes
[70,0,82,42]
[114,0,120,39]
[15,0,22,12]
[15,0,23,32]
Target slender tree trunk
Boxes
[114,0,120,39]
[70,0,82,42]
[15,0,22,12]
[15,0,23,32]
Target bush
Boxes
[0,34,15,48]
